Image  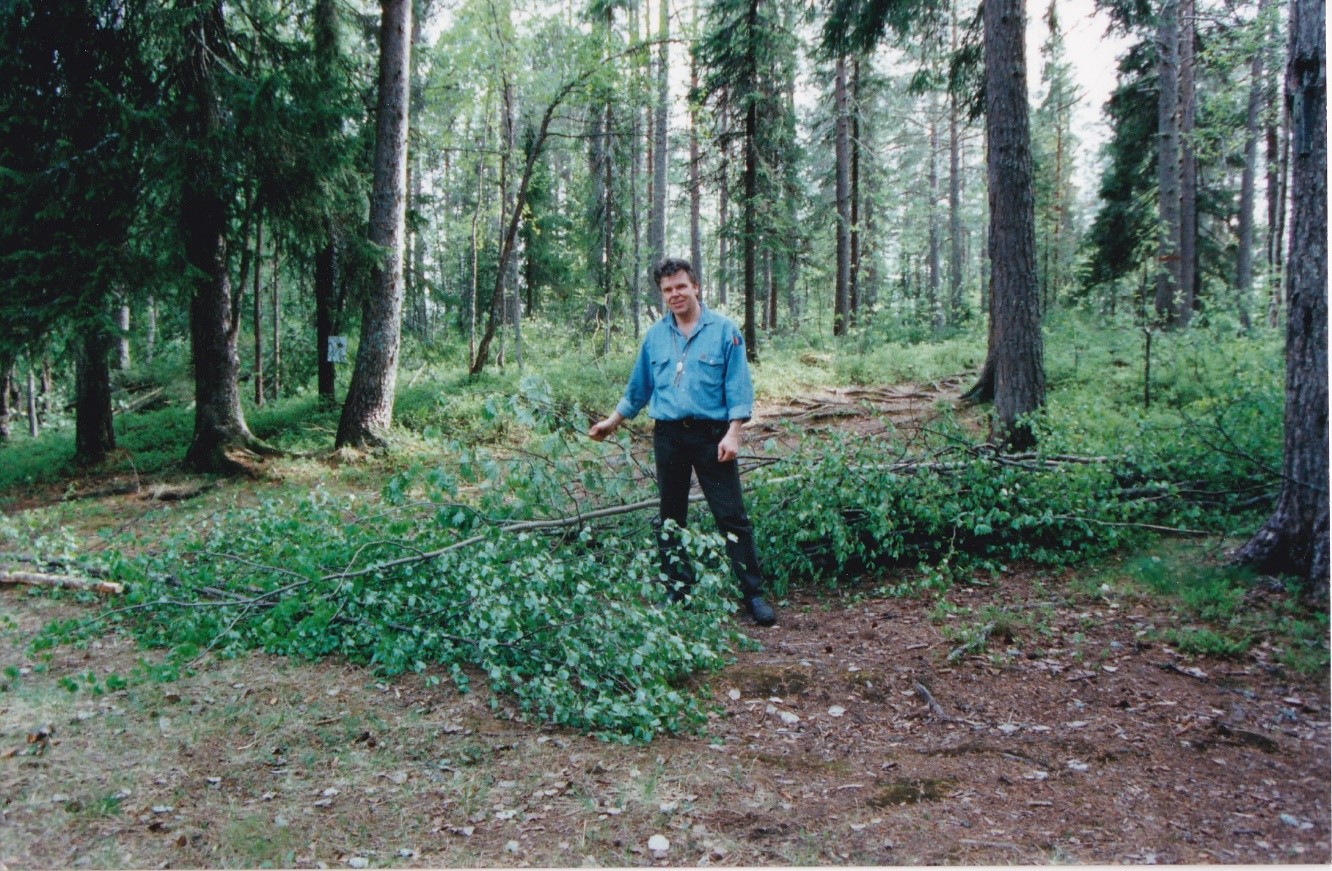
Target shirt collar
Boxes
[667,303,717,334]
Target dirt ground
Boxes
[1,382,1329,867]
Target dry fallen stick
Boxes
[913,680,951,720]
[1,571,124,595]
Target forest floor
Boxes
[1,378,1328,868]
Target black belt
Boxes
[655,417,725,429]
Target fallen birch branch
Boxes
[1,571,124,595]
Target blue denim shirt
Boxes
[615,305,754,422]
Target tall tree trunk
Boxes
[315,236,338,402]
[631,104,644,336]
[741,0,759,360]
[689,49,703,286]
[116,304,131,370]
[649,0,669,268]
[1268,99,1290,327]
[718,133,729,306]
[1234,0,1327,595]
[314,0,340,404]
[833,55,851,336]
[253,215,265,407]
[948,57,964,325]
[336,0,412,447]
[180,0,256,472]
[27,364,39,438]
[1177,0,1198,326]
[271,248,281,399]
[1234,0,1268,331]
[928,99,943,333]
[964,0,1045,449]
[74,320,115,466]
[849,57,861,318]
[145,296,156,363]
[0,358,11,442]
[1155,0,1182,325]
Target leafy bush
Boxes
[747,423,1137,593]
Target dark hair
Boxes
[652,257,697,288]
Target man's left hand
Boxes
[717,430,741,463]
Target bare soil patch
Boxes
[1,381,1327,867]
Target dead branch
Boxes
[913,680,952,720]
[1,572,123,595]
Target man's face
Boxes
[659,270,700,318]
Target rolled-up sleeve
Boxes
[723,329,753,421]
[615,341,653,419]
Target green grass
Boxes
[1087,541,1328,676]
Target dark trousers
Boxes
[653,419,765,600]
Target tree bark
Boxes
[1176,0,1197,326]
[718,132,730,306]
[271,248,281,399]
[145,296,156,363]
[1234,0,1327,595]
[116,304,131,370]
[833,55,851,337]
[27,364,39,438]
[948,49,964,325]
[0,358,11,442]
[649,0,669,269]
[1155,0,1182,325]
[965,0,1044,449]
[849,57,861,319]
[336,0,412,447]
[180,0,257,472]
[253,216,265,407]
[689,49,703,287]
[928,98,943,333]
[1234,0,1268,331]
[74,319,115,467]
[741,0,759,360]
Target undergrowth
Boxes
[4,315,1322,740]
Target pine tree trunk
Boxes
[271,249,281,398]
[741,0,759,359]
[631,104,644,336]
[948,74,964,324]
[1234,0,1267,331]
[1269,101,1290,327]
[689,50,703,286]
[145,296,156,363]
[1155,0,1182,325]
[849,57,861,319]
[649,0,668,268]
[336,0,412,447]
[718,133,730,306]
[928,101,943,333]
[1234,0,1328,595]
[253,216,265,407]
[0,358,11,443]
[833,55,851,336]
[181,0,256,472]
[74,320,115,467]
[1177,0,1197,327]
[967,0,1044,448]
[29,363,42,437]
[315,237,338,402]
[314,0,340,403]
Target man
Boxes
[589,258,777,627]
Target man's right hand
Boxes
[589,414,622,441]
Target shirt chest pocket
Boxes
[694,354,725,388]
[651,355,676,388]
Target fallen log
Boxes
[1,572,124,595]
